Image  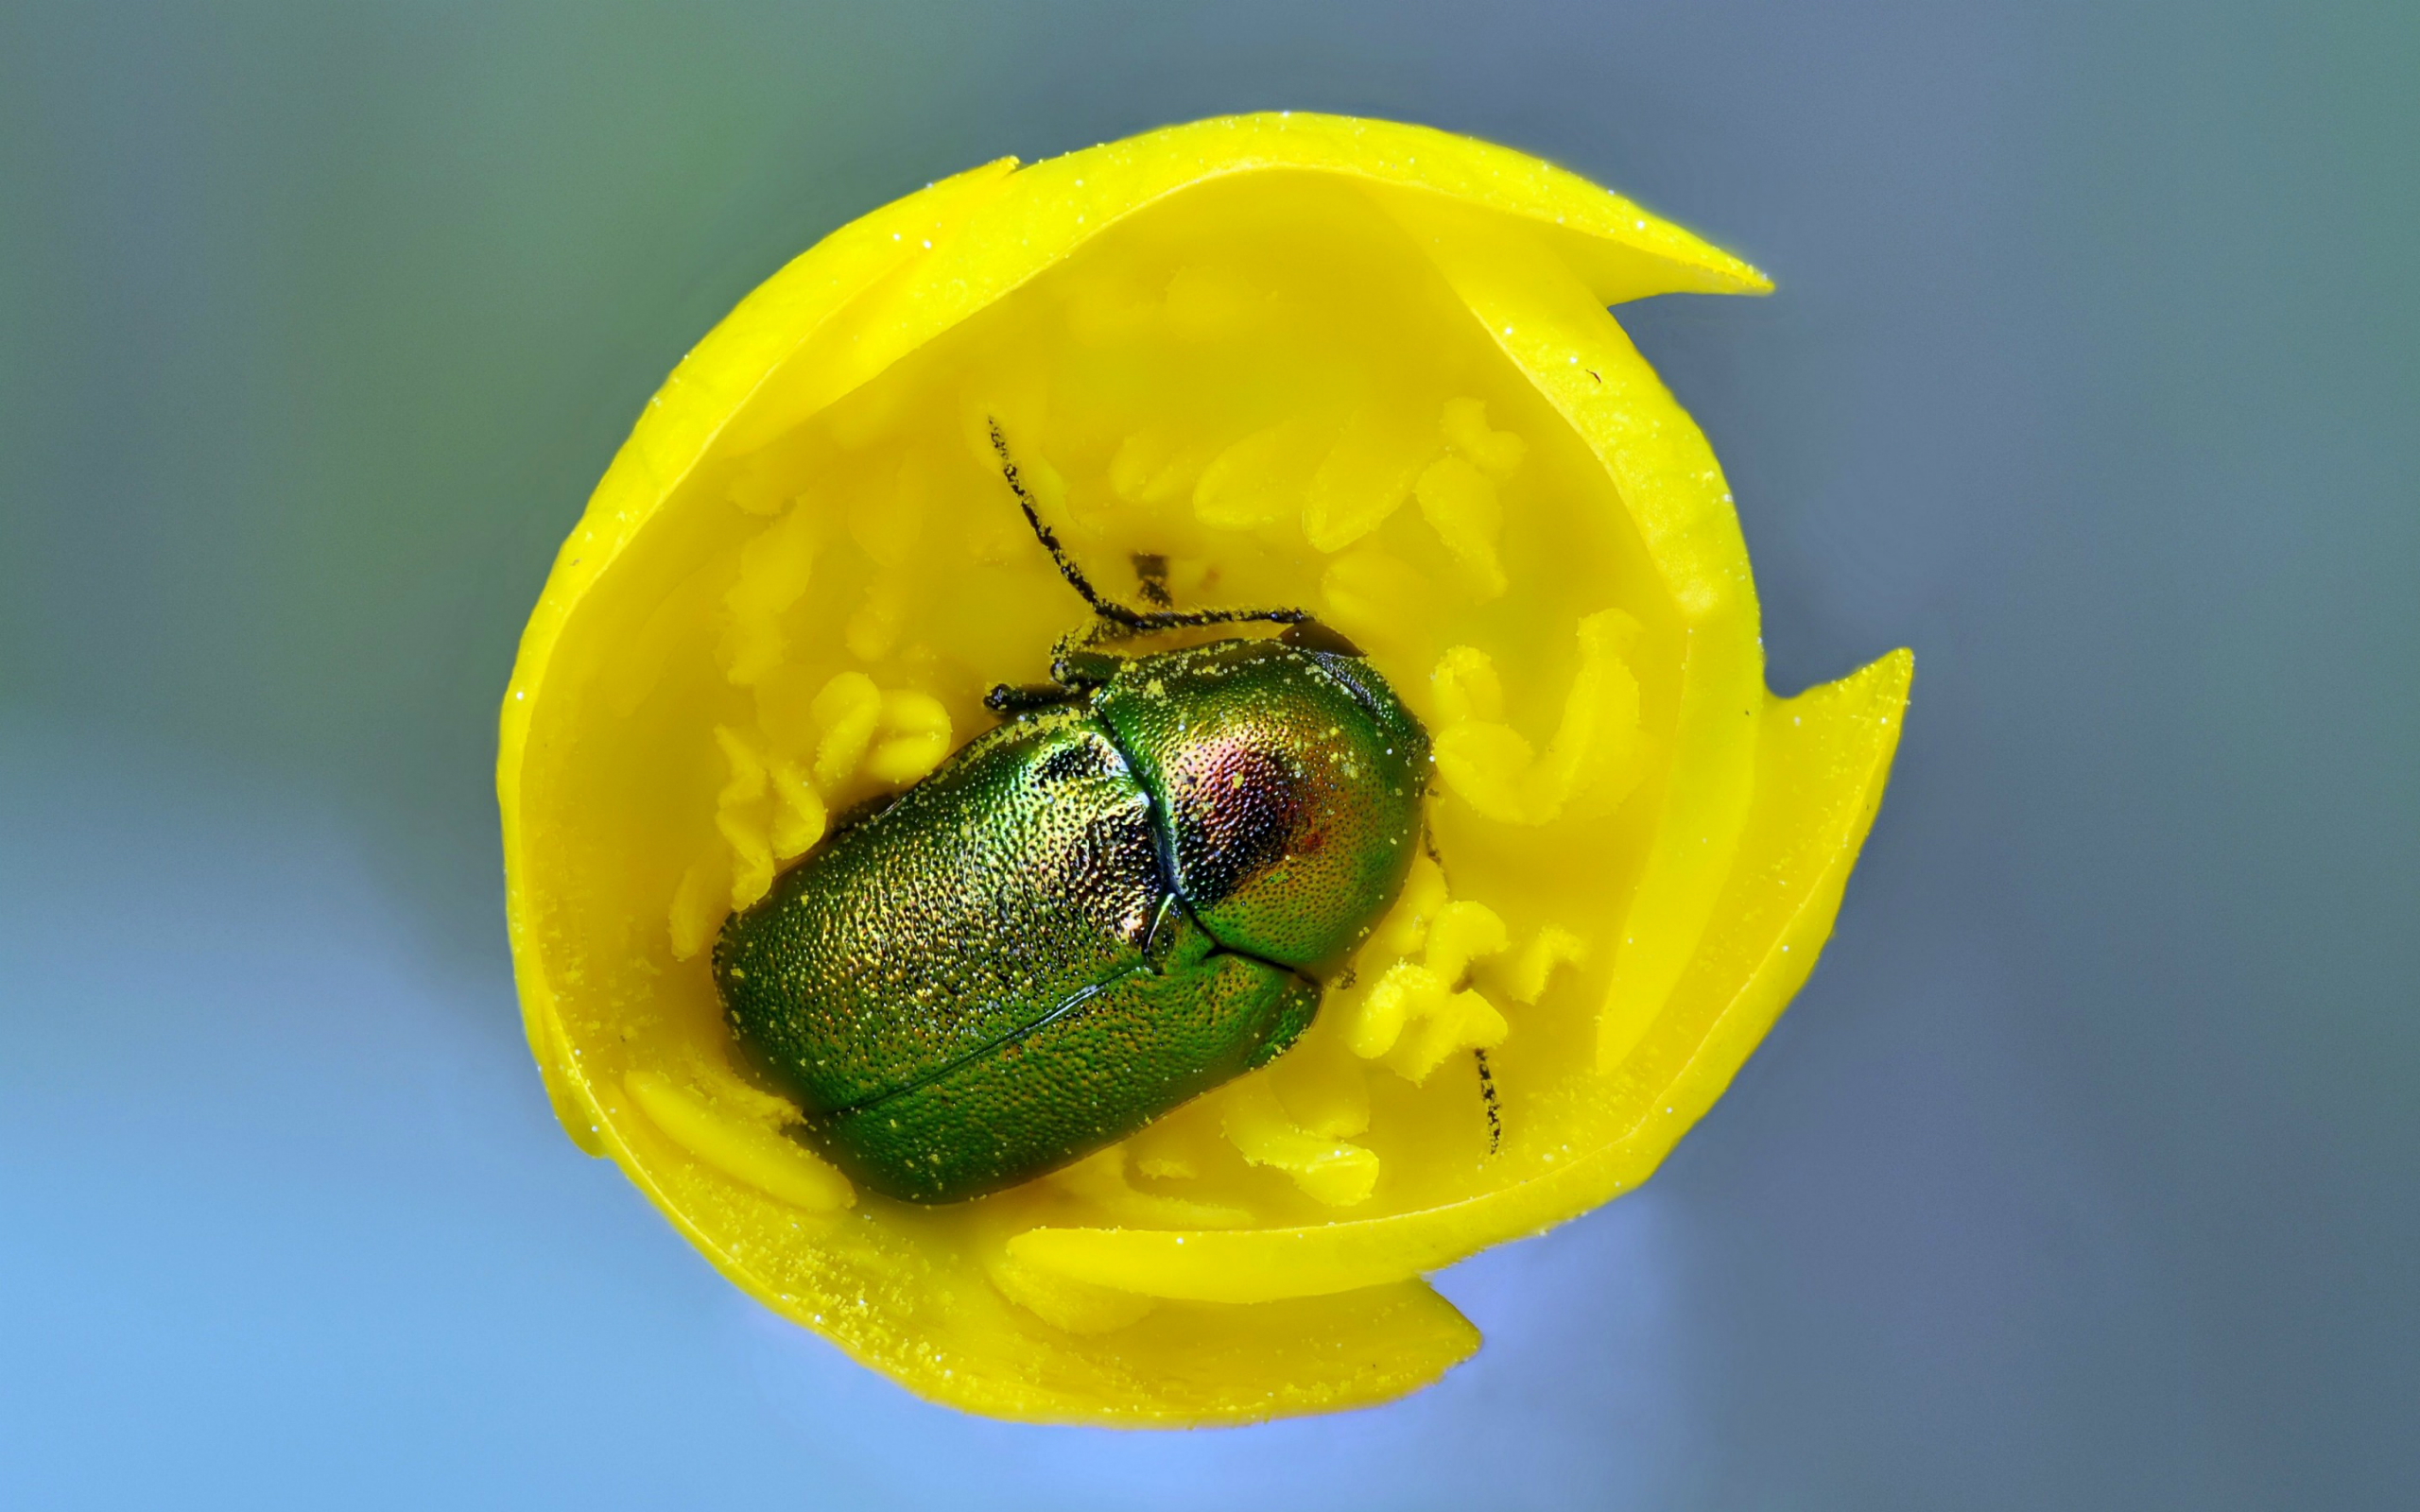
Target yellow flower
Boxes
[498,112,1910,1426]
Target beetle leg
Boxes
[982,681,1083,715]
[1051,650,1124,690]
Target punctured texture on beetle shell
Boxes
[822,909,1318,1202]
[1098,641,1430,975]
[713,642,1428,1203]
[715,706,1162,1114]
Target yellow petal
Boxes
[624,1070,854,1213]
[496,112,1898,1428]
[1007,649,1910,1302]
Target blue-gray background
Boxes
[4,3,2412,1507]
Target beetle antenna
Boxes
[987,417,1305,633]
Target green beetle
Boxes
[712,423,1430,1203]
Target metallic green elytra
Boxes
[711,426,1430,1204]
[713,631,1430,1203]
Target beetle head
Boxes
[1096,639,1428,975]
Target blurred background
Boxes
[3,2,2413,1506]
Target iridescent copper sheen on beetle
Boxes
[715,630,1427,1204]
[1096,638,1426,974]
[709,419,1431,1204]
